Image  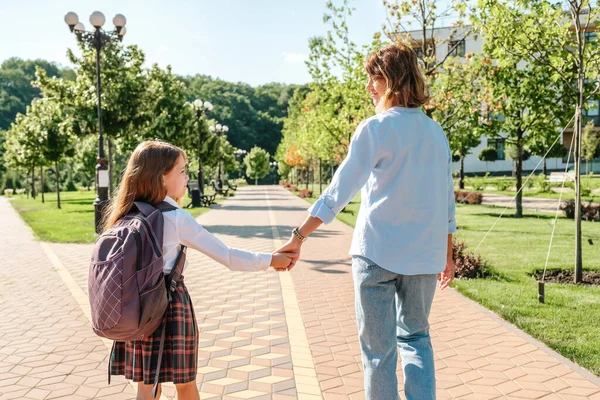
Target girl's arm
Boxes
[177,211,290,271]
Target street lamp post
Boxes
[235,149,247,179]
[209,124,229,188]
[64,11,127,233]
[270,161,279,185]
[186,99,213,203]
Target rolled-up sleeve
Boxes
[447,148,457,233]
[309,121,380,224]
[177,211,271,271]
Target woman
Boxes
[276,44,456,400]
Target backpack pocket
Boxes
[89,254,124,332]
[139,277,169,329]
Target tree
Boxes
[475,0,600,281]
[244,147,270,185]
[0,58,73,130]
[56,40,147,195]
[476,55,570,218]
[183,75,299,155]
[582,121,600,174]
[431,55,494,188]
[382,0,471,116]
[478,146,498,172]
[34,98,76,209]
[528,128,568,175]
[142,65,196,152]
[277,0,376,178]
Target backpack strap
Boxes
[155,201,178,213]
[152,245,187,398]
[152,322,167,398]
[107,341,116,385]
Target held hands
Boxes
[271,252,296,271]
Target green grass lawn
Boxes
[289,183,600,376]
[8,189,227,243]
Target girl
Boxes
[102,140,293,400]
[276,44,456,400]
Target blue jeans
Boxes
[352,256,437,400]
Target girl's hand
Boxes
[271,252,295,271]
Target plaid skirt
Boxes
[109,278,199,384]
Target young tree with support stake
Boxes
[475,0,600,282]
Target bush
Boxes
[289,185,298,192]
[466,173,489,191]
[533,174,552,193]
[478,147,498,162]
[493,179,513,191]
[298,189,313,198]
[453,238,488,279]
[15,189,26,195]
[455,191,483,205]
[3,189,14,196]
[65,179,78,192]
[280,180,291,188]
[561,200,600,221]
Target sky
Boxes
[0,0,392,86]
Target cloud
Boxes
[159,45,169,52]
[284,52,308,64]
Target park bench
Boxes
[211,180,230,197]
[186,182,216,208]
[227,181,238,191]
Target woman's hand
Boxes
[274,238,303,270]
[438,258,455,290]
[271,252,295,271]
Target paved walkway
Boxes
[1,187,600,399]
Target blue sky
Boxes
[0,0,390,86]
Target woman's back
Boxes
[309,106,455,275]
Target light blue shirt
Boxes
[308,106,456,275]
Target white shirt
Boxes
[161,196,272,273]
[308,106,456,275]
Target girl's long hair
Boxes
[101,140,187,232]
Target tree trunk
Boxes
[31,166,36,199]
[40,166,45,203]
[586,160,589,175]
[55,161,61,209]
[331,161,334,184]
[319,159,323,195]
[574,79,584,283]
[108,139,114,197]
[459,157,465,189]
[305,167,309,190]
[515,133,524,218]
[255,176,258,186]
[543,158,547,176]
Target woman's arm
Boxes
[275,120,381,269]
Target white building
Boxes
[408,26,600,175]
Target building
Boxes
[407,25,600,175]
